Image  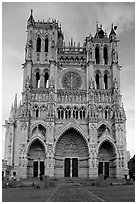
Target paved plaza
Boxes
[2,179,135,202]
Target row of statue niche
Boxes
[58,92,86,102]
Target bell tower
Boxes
[86,23,128,178]
[23,10,63,94]
[21,11,64,177]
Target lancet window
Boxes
[105,110,108,119]
[80,106,86,119]
[66,107,71,119]
[34,105,39,118]
[36,37,41,52]
[57,106,86,120]
[73,107,78,119]
[44,72,49,88]
[95,72,100,89]
[58,107,64,119]
[104,71,109,89]
[36,72,40,88]
[103,46,108,64]
[95,46,100,64]
[45,38,49,52]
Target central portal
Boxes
[55,128,89,178]
[64,158,78,177]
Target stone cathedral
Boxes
[4,11,128,179]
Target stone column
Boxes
[92,47,95,62]
[40,74,44,88]
[100,46,103,65]
[44,159,47,175]
[70,158,72,177]
[38,159,40,177]
[89,151,98,179]
[100,73,104,89]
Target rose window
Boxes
[62,71,82,90]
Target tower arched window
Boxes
[95,73,100,89]
[83,108,86,119]
[36,72,40,88]
[45,38,49,52]
[58,109,61,119]
[104,73,108,89]
[36,108,39,118]
[95,46,100,64]
[61,108,64,119]
[104,47,108,64]
[80,107,86,119]
[73,108,76,118]
[44,72,49,88]
[65,109,68,119]
[73,107,78,119]
[66,107,71,119]
[105,110,108,119]
[76,109,78,119]
[36,37,41,52]
[80,109,83,119]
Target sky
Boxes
[2,2,135,158]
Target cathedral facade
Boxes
[4,11,128,179]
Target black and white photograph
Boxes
[2,2,135,202]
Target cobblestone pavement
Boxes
[47,184,105,202]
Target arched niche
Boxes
[98,140,116,179]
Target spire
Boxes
[27,9,35,27]
[11,103,14,111]
[71,38,73,47]
[31,8,33,16]
[94,22,105,38]
[96,21,98,31]
[109,23,116,39]
[14,94,17,110]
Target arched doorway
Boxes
[54,128,89,178]
[98,140,116,178]
[27,139,46,177]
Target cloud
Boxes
[93,2,135,34]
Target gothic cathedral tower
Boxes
[4,11,128,179]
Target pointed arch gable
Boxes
[95,70,101,75]
[34,32,43,40]
[26,137,47,155]
[54,123,89,154]
[97,121,112,134]
[33,68,41,75]
[43,32,52,40]
[103,70,110,76]
[97,138,118,156]
[42,69,49,75]
[95,43,100,48]
[30,122,46,135]
[103,44,109,48]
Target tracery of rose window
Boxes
[62,71,82,90]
